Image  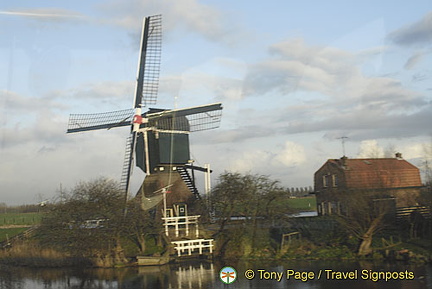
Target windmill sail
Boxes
[146,102,223,132]
[124,14,163,192]
[120,135,134,194]
[135,14,162,108]
[67,109,133,133]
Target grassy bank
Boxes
[0,241,93,267]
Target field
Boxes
[0,212,43,226]
[0,212,43,243]
[0,227,30,243]
[286,196,316,211]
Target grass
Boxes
[0,227,29,243]
[0,212,43,226]
[286,196,316,211]
[0,212,42,241]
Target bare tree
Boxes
[211,172,291,256]
[358,140,384,158]
[383,143,397,158]
[422,138,432,185]
[0,203,6,214]
[122,199,160,254]
[37,178,128,265]
[335,189,393,256]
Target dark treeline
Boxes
[287,186,314,197]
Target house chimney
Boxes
[340,155,348,168]
[395,152,403,159]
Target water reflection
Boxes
[131,261,215,289]
[0,260,430,289]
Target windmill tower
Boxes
[67,15,222,219]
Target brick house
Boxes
[314,153,423,216]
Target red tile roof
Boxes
[327,158,422,189]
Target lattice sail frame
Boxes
[145,103,223,133]
[136,14,162,108]
[67,109,134,133]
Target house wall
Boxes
[314,162,345,215]
[386,188,421,208]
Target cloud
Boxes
[68,81,134,102]
[244,38,356,97]
[173,72,244,104]
[45,81,135,114]
[388,11,432,47]
[1,110,68,149]
[399,141,432,160]
[0,129,127,205]
[404,51,426,70]
[1,90,65,113]
[357,140,384,158]
[244,38,424,106]
[238,38,431,141]
[97,0,230,42]
[273,141,306,167]
[228,141,306,173]
[0,8,84,22]
[0,89,129,204]
[280,102,431,140]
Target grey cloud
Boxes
[1,112,69,149]
[388,11,432,47]
[243,39,423,109]
[192,122,274,144]
[412,71,431,83]
[1,90,65,112]
[280,102,432,140]
[193,35,431,150]
[38,146,56,154]
[404,51,425,70]
[196,81,428,146]
[56,81,135,112]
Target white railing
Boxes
[172,239,214,257]
[162,215,200,237]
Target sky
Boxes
[1,0,431,205]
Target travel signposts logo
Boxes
[220,266,237,284]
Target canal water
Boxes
[0,259,430,288]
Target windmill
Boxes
[67,15,222,212]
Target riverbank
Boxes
[213,219,432,266]
[277,241,431,264]
[1,213,431,268]
[1,237,430,269]
[0,241,94,267]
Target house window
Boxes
[332,175,338,187]
[323,175,330,187]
